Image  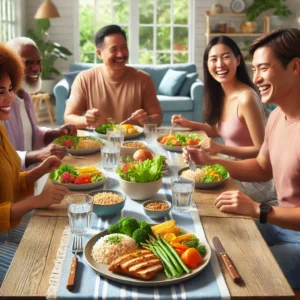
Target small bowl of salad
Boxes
[157,133,201,152]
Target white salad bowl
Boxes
[118,177,162,201]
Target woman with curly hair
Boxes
[0,42,69,284]
[172,36,274,203]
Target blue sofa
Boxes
[53,62,204,125]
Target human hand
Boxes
[85,108,101,128]
[182,146,214,165]
[214,190,259,218]
[56,124,77,137]
[39,155,62,174]
[171,114,190,127]
[130,109,148,125]
[37,185,69,208]
[200,138,221,154]
[38,144,68,161]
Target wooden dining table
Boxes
[0,129,295,299]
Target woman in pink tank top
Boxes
[172,36,265,159]
[172,36,274,203]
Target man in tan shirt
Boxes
[64,25,163,128]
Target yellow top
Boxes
[0,124,34,232]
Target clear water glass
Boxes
[171,177,195,213]
[106,126,125,147]
[65,194,93,235]
[144,123,157,144]
[101,142,121,172]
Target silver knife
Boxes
[213,236,242,283]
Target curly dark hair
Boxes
[0,42,24,92]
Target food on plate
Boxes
[95,123,114,134]
[50,164,105,185]
[54,135,102,149]
[117,155,165,183]
[145,201,169,211]
[122,141,146,148]
[91,233,138,264]
[133,149,153,161]
[108,249,163,280]
[93,192,124,205]
[159,133,201,147]
[151,220,180,237]
[121,124,138,135]
[108,217,152,245]
[181,248,203,269]
[180,164,228,183]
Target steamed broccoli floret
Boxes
[121,218,139,237]
[117,217,131,227]
[132,228,149,245]
[138,220,152,235]
[108,223,121,234]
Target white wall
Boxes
[24,0,300,81]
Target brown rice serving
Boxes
[181,168,206,182]
[91,234,137,264]
[93,192,124,205]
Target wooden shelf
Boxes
[205,11,270,44]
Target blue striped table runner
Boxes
[50,142,230,300]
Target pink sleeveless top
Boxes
[217,94,256,147]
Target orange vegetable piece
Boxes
[181,248,203,269]
[171,242,189,251]
[175,248,186,256]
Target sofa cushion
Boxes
[157,69,187,96]
[157,95,193,112]
[177,72,198,96]
[63,70,80,89]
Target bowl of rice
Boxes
[89,190,126,217]
[178,165,229,189]
[91,233,138,265]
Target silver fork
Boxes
[67,153,86,159]
[189,154,196,172]
[169,123,175,135]
[66,235,83,291]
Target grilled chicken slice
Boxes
[109,249,163,280]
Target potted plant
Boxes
[246,0,292,22]
[27,18,72,94]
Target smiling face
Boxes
[19,44,42,94]
[252,46,296,105]
[96,33,129,73]
[207,43,240,84]
[0,72,14,121]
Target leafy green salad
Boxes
[116,155,165,183]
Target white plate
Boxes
[54,137,105,156]
[157,136,183,152]
[52,177,107,191]
[84,226,211,287]
[94,125,143,140]
[178,166,229,189]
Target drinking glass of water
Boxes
[101,141,121,172]
[106,126,125,147]
[144,123,157,145]
[65,194,93,235]
[171,176,195,213]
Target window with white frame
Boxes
[0,0,18,42]
[79,0,193,64]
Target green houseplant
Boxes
[246,0,292,22]
[27,19,72,80]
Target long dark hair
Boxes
[203,36,256,125]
